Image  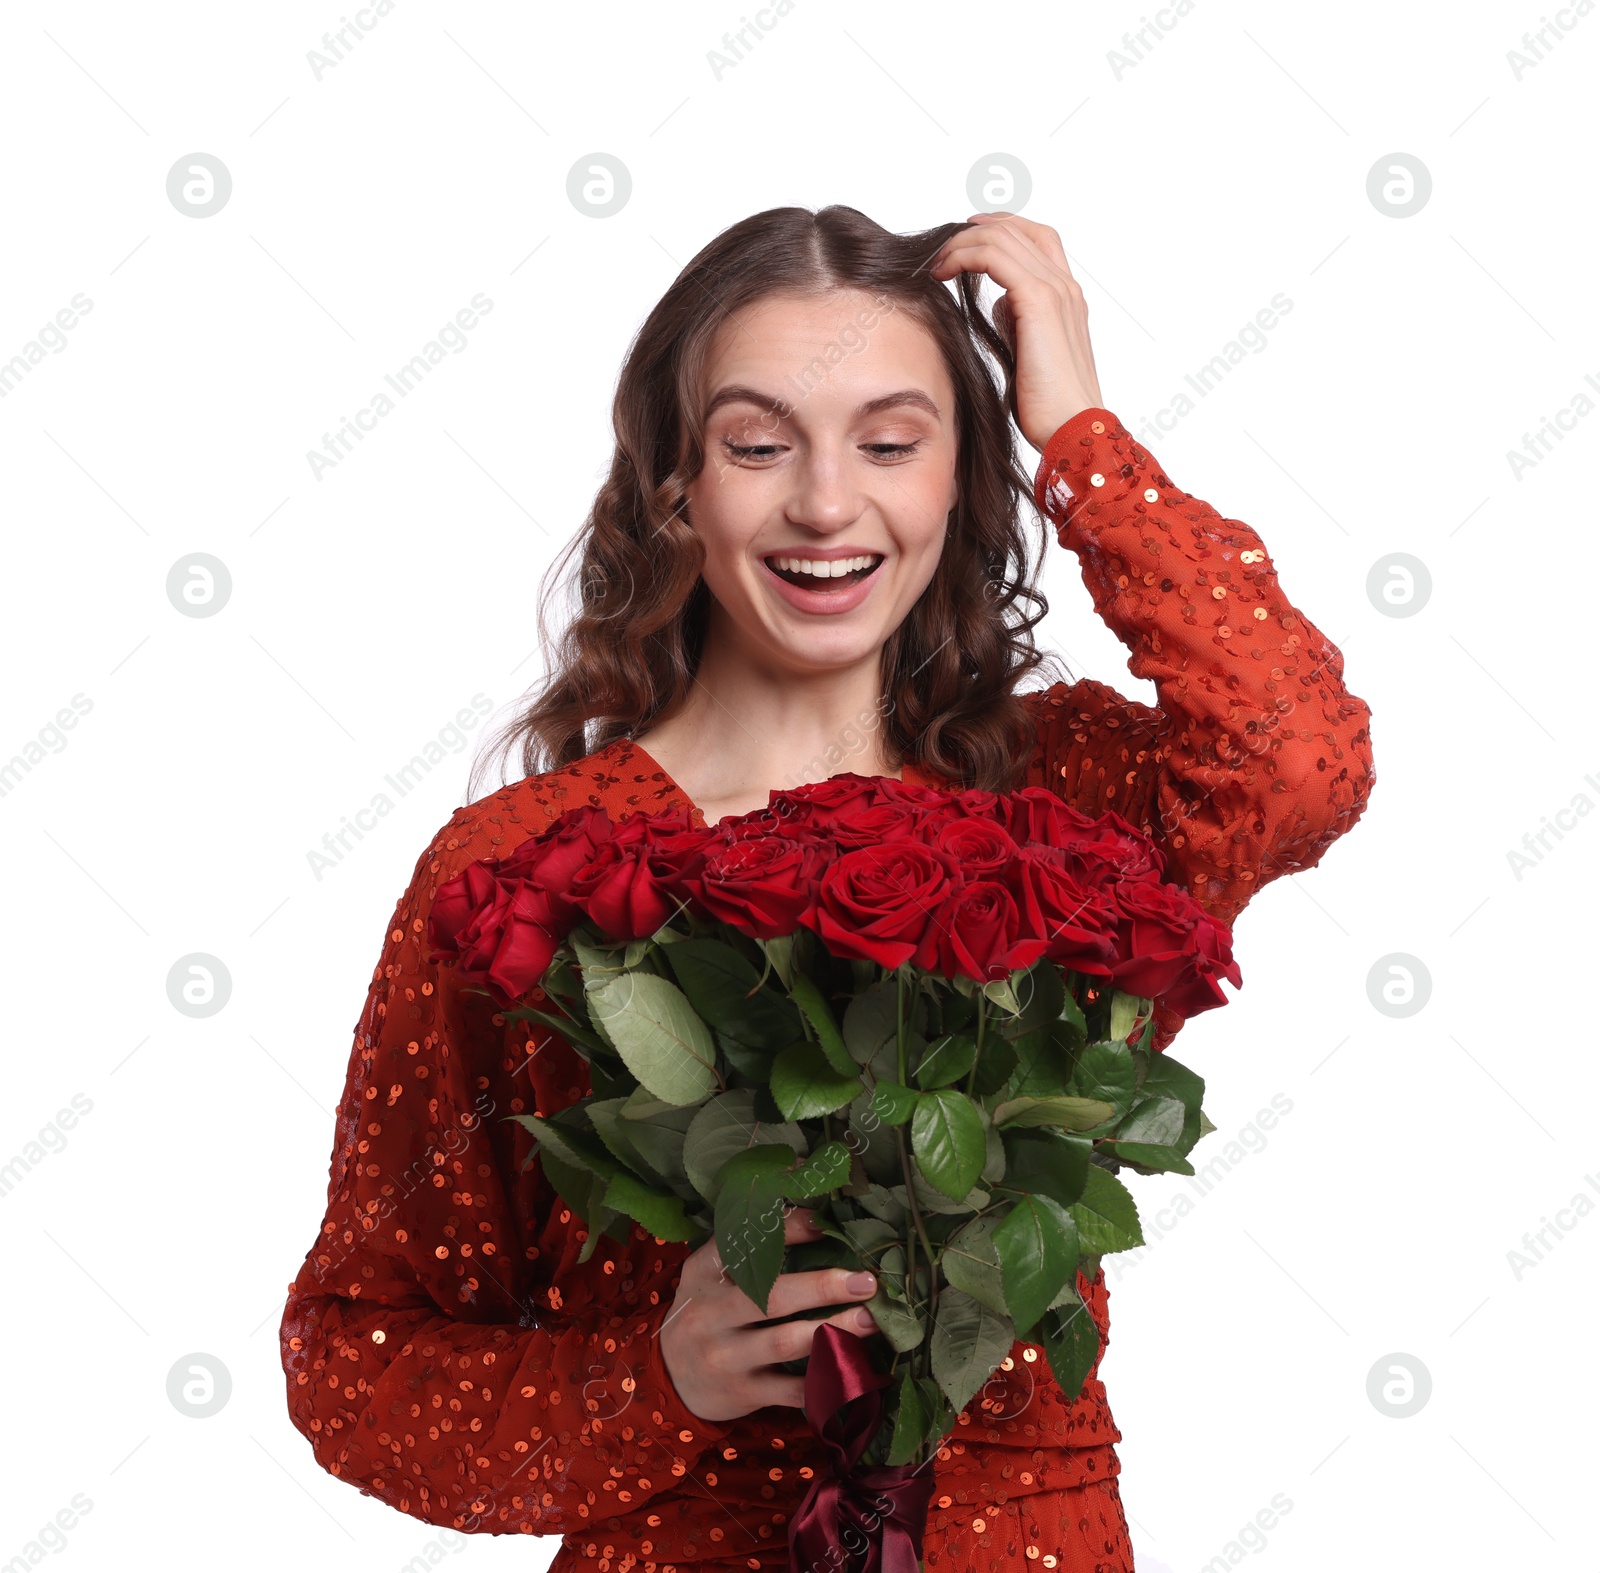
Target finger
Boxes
[745,1305,878,1368]
[935,220,1078,298]
[966,211,1072,269]
[759,1265,877,1322]
[931,229,1063,302]
[783,1205,823,1244]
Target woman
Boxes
[279,206,1374,1571]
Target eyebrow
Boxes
[703,386,944,422]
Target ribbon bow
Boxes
[788,1324,935,1573]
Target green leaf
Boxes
[840,1215,900,1258]
[842,980,900,1069]
[586,972,718,1106]
[1070,1039,1138,1116]
[866,1284,926,1352]
[910,1090,987,1201]
[1005,1024,1068,1099]
[570,931,626,989]
[942,1214,1009,1315]
[981,975,1020,1014]
[535,1144,605,1225]
[771,1040,863,1120]
[1108,989,1151,1044]
[1008,959,1065,1038]
[931,1287,1014,1414]
[586,1098,665,1186]
[760,934,796,989]
[1101,1141,1195,1176]
[992,1194,1080,1335]
[601,1171,702,1242]
[886,1373,926,1466]
[615,1090,698,1190]
[1038,1295,1101,1402]
[682,1090,805,1204]
[501,1003,606,1056]
[914,1034,977,1090]
[787,972,855,1076]
[847,1089,905,1187]
[969,1033,1018,1097]
[998,1128,1092,1212]
[507,1113,617,1180]
[992,1095,1117,1132]
[911,1172,990,1216]
[1138,1049,1208,1148]
[1113,1096,1187,1146]
[1068,1165,1144,1253]
[711,1145,795,1312]
[855,1184,908,1229]
[664,937,804,1050]
[778,1140,851,1199]
[868,1080,919,1127]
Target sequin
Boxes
[278,406,1374,1573]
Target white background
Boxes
[2,1,1594,1569]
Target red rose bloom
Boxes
[1005,846,1118,975]
[813,841,956,969]
[1106,877,1241,1013]
[922,879,1048,982]
[770,774,885,834]
[931,816,1018,880]
[427,866,569,1007]
[1005,788,1167,885]
[566,808,700,940]
[830,803,926,850]
[497,804,615,890]
[681,833,827,939]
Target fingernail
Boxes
[844,1272,875,1296]
[853,1307,877,1331]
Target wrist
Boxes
[1032,406,1123,516]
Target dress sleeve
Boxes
[1025,408,1375,1036]
[277,802,727,1535]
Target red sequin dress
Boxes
[278,408,1374,1570]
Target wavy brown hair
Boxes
[470,203,1073,798]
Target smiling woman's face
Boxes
[683,288,960,678]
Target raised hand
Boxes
[930,211,1105,452]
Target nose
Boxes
[782,447,865,537]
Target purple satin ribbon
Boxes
[788,1324,935,1573]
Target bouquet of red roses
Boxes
[427,773,1238,1572]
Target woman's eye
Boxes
[724,441,782,459]
[864,441,920,457]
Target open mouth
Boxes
[762,552,885,591]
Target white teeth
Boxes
[771,554,881,578]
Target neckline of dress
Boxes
[621,737,945,831]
